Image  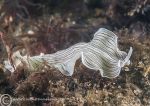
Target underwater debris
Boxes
[11,28,133,78]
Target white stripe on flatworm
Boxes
[12,28,133,78]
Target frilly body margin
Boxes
[12,28,133,78]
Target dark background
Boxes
[0,0,150,106]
